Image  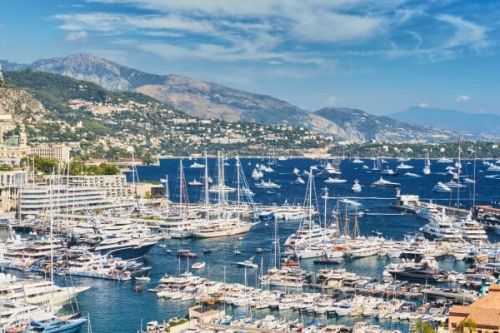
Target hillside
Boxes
[6,54,456,142]
[2,70,328,157]
[314,107,451,142]
[391,106,500,139]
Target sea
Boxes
[51,158,500,332]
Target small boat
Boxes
[251,168,264,180]
[372,176,400,187]
[256,247,264,253]
[236,257,258,268]
[294,176,305,185]
[202,248,212,254]
[463,177,475,184]
[135,285,143,292]
[325,177,347,184]
[371,230,383,236]
[134,276,151,282]
[433,181,452,193]
[177,249,197,258]
[293,167,301,176]
[165,249,172,254]
[191,262,206,270]
[234,249,242,255]
[188,179,203,186]
[189,161,205,169]
[340,198,362,207]
[351,179,362,193]
[404,172,421,178]
[352,157,363,164]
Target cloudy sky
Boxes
[1,0,499,115]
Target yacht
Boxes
[293,167,301,176]
[260,268,311,288]
[396,162,414,170]
[293,177,305,185]
[324,177,347,184]
[192,219,256,238]
[386,257,443,281]
[236,257,258,269]
[188,179,202,186]
[25,317,87,333]
[404,172,421,178]
[285,224,336,248]
[189,161,205,169]
[93,237,158,260]
[351,180,362,193]
[419,210,462,241]
[437,157,453,163]
[0,274,90,307]
[458,214,488,243]
[432,182,452,193]
[381,168,397,176]
[487,164,500,172]
[0,301,54,332]
[352,157,363,164]
[445,180,466,189]
[251,168,264,180]
[255,180,280,189]
[371,177,400,187]
[463,177,476,184]
[209,184,236,193]
[324,162,341,175]
[345,242,380,259]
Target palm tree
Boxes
[456,319,477,333]
[414,319,436,333]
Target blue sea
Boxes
[69,158,499,332]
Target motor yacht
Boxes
[432,182,452,193]
[419,210,462,241]
[351,180,362,193]
[372,177,400,187]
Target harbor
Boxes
[0,154,498,332]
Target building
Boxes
[30,144,71,163]
[19,185,109,217]
[0,170,27,212]
[50,174,133,201]
[448,284,500,333]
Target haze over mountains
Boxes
[2,54,496,141]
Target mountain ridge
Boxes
[2,53,456,142]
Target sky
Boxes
[0,0,499,115]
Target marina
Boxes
[0,156,498,332]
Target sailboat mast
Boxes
[204,151,209,207]
[472,149,476,208]
[308,167,313,228]
[236,156,241,209]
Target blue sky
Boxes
[1,0,499,115]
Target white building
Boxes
[50,174,133,201]
[0,170,27,212]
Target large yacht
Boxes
[192,218,255,238]
[0,274,90,307]
[372,177,400,187]
[259,267,311,288]
[458,214,488,243]
[419,210,462,241]
[93,237,158,260]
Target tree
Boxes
[34,156,59,174]
[414,320,436,333]
[456,319,477,333]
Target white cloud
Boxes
[65,30,88,42]
[418,102,429,108]
[436,14,488,50]
[325,96,340,107]
[456,95,471,102]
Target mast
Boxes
[472,148,477,208]
[308,167,313,229]
[274,215,279,269]
[204,151,209,208]
[236,156,241,210]
[456,139,461,212]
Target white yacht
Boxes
[251,168,264,180]
[396,162,413,170]
[372,177,400,187]
[437,157,453,163]
[294,177,305,185]
[352,157,363,164]
[193,218,256,238]
[420,210,462,241]
[285,224,336,248]
[324,177,347,184]
[404,172,421,178]
[189,161,205,169]
[293,167,301,176]
[445,180,466,189]
[188,179,202,186]
[345,241,380,259]
[381,168,397,176]
[255,180,280,189]
[433,182,452,193]
[351,180,362,193]
[0,274,90,307]
[324,162,340,175]
[458,214,488,243]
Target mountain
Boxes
[391,107,500,139]
[6,54,454,142]
[313,107,450,142]
[29,54,165,91]
[2,70,327,156]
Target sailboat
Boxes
[423,152,431,175]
